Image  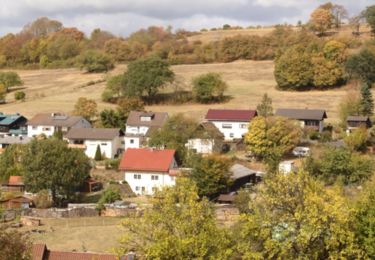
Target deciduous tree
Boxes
[73,97,98,122]
[118,178,233,259]
[346,49,375,85]
[365,5,375,35]
[192,73,227,103]
[256,93,273,117]
[78,50,114,73]
[0,71,23,91]
[309,7,333,36]
[0,226,31,259]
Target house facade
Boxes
[119,148,177,195]
[65,128,124,159]
[275,108,327,132]
[186,122,224,154]
[124,111,168,149]
[0,113,27,136]
[204,109,257,141]
[27,113,91,137]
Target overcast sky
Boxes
[0,0,373,37]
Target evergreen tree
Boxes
[256,93,273,117]
[360,83,374,116]
[95,145,102,161]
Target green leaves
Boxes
[192,73,227,103]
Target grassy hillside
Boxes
[0,60,363,123]
[188,24,372,44]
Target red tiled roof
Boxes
[8,176,24,186]
[205,109,257,122]
[119,148,176,172]
[32,244,46,260]
[32,244,117,260]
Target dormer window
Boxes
[140,116,152,122]
[140,112,154,122]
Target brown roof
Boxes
[119,148,176,172]
[275,108,327,121]
[126,111,168,127]
[205,109,257,122]
[8,175,24,186]
[65,128,123,140]
[32,244,117,260]
[27,113,89,127]
[0,196,32,203]
[193,122,224,139]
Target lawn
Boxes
[0,59,367,124]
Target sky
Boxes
[0,0,373,37]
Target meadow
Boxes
[0,60,357,123]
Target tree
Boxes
[148,114,198,164]
[305,147,374,185]
[338,90,361,127]
[0,144,26,181]
[274,45,313,90]
[192,73,227,103]
[78,50,114,73]
[0,84,6,102]
[360,83,374,116]
[22,139,91,206]
[236,171,362,259]
[99,109,122,128]
[0,71,23,91]
[95,145,102,161]
[90,28,114,49]
[244,116,301,171]
[309,7,333,36]
[23,17,62,37]
[73,97,98,122]
[349,15,365,35]
[96,187,121,212]
[354,175,375,258]
[256,93,273,117]
[104,74,124,101]
[331,4,348,28]
[122,56,174,98]
[117,178,233,259]
[345,49,375,85]
[116,97,144,124]
[365,5,375,35]
[188,155,232,198]
[0,226,31,259]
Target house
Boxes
[205,109,257,141]
[0,196,33,209]
[275,108,327,132]
[279,161,296,175]
[124,111,168,149]
[27,113,91,137]
[0,113,27,136]
[3,176,25,192]
[119,148,178,195]
[32,244,122,260]
[0,135,32,151]
[65,128,124,159]
[185,122,224,154]
[346,116,372,134]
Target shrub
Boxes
[14,91,26,101]
[192,73,227,103]
[105,159,120,170]
[34,190,52,209]
[94,145,102,161]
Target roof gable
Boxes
[0,113,26,126]
[27,113,89,127]
[119,148,176,172]
[275,108,327,121]
[205,109,257,122]
[65,128,123,140]
[126,111,168,127]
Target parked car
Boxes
[292,147,310,157]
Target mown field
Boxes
[0,60,361,123]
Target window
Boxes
[130,139,134,144]
[222,124,232,129]
[42,127,51,131]
[305,120,319,127]
[230,133,234,138]
[101,143,107,146]
[151,175,159,181]
[170,176,175,181]
[135,186,140,191]
[141,187,146,192]
[134,174,141,180]
[32,126,37,130]
[240,124,248,129]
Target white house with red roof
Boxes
[205,109,257,141]
[119,148,178,195]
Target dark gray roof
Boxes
[347,116,370,122]
[275,108,327,121]
[65,128,123,140]
[27,113,89,127]
[0,136,32,145]
[126,111,168,127]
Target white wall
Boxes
[125,126,149,135]
[186,139,214,154]
[124,136,141,149]
[67,136,123,159]
[27,125,55,137]
[210,121,249,141]
[124,171,176,195]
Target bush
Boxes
[14,91,25,101]
[319,130,332,143]
[309,131,320,140]
[78,50,114,73]
[192,73,227,103]
[105,159,120,170]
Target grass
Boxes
[0,60,366,123]
[20,217,123,253]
